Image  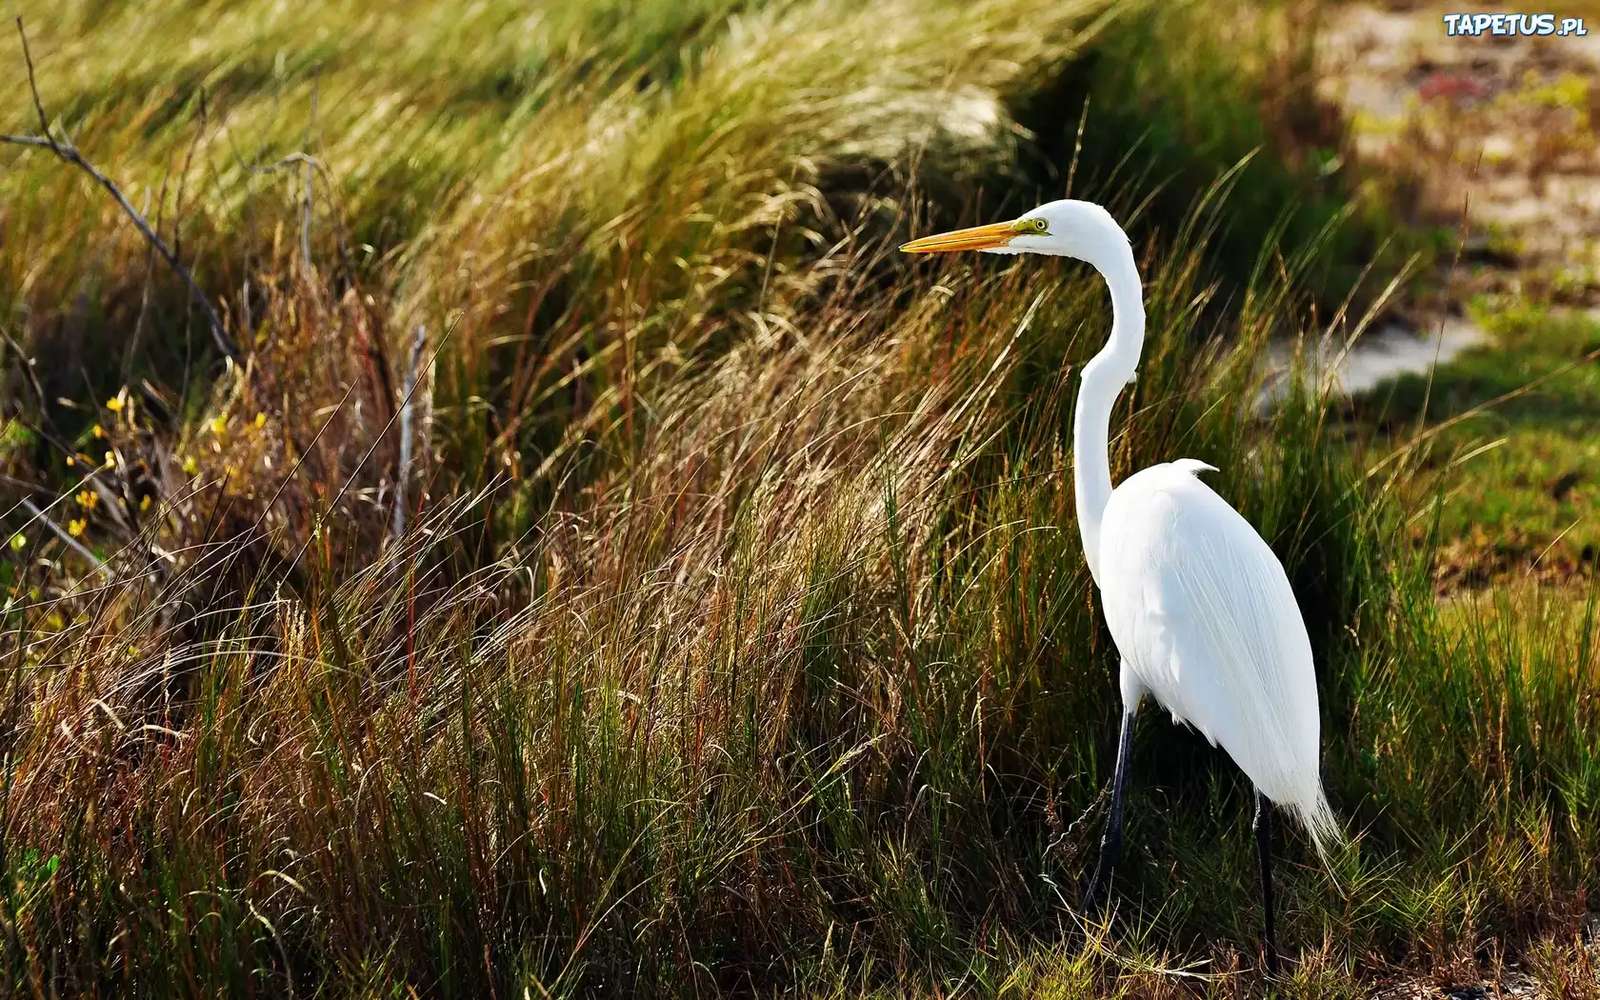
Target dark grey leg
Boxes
[1254,789,1280,976]
[1081,709,1136,911]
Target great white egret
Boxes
[901,200,1338,973]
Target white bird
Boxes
[901,200,1338,973]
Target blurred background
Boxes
[1,1,1597,996]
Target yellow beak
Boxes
[899,219,1023,254]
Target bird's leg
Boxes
[1082,709,1136,911]
[1254,789,1280,977]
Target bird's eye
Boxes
[1032,218,1048,232]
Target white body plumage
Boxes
[1098,459,1338,858]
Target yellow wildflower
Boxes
[105,395,124,413]
[139,494,153,511]
[182,456,199,475]
[76,489,98,510]
[210,415,227,436]
[92,423,106,439]
[254,412,267,429]
[8,533,24,552]
[67,518,86,537]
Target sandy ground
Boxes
[1277,1,1597,426]
[1319,0,1600,291]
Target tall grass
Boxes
[3,0,1596,996]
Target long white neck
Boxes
[1074,242,1145,586]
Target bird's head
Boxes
[900,199,1131,273]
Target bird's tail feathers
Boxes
[1287,782,1346,887]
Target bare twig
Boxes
[1,330,46,412]
[252,152,352,276]
[287,319,455,578]
[301,83,317,272]
[1,18,242,364]
[17,14,49,139]
[391,324,426,539]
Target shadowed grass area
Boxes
[1,0,1597,996]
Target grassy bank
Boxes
[2,1,1596,996]
[1349,295,1600,593]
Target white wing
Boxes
[1098,459,1338,858]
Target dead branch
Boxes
[391,324,426,540]
[0,17,243,364]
